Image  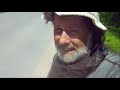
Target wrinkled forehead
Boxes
[54,13,90,21]
[53,14,92,28]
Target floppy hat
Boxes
[43,12,107,31]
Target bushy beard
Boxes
[56,44,89,64]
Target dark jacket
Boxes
[47,46,120,78]
[87,50,120,78]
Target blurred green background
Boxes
[99,12,120,53]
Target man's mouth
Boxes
[57,44,76,54]
[61,47,75,54]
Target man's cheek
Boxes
[54,36,60,44]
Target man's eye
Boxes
[68,30,78,35]
[55,29,63,35]
[67,30,80,38]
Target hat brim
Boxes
[55,12,107,31]
[93,20,107,30]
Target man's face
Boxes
[53,15,92,64]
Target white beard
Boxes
[57,47,89,64]
[56,33,92,64]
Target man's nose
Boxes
[59,31,70,47]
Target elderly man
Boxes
[43,12,120,78]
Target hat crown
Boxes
[43,12,107,30]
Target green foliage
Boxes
[100,12,120,38]
[99,12,120,53]
[105,32,120,53]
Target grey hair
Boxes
[43,12,54,23]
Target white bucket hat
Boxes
[42,12,107,31]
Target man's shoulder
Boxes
[105,49,120,65]
[87,49,120,78]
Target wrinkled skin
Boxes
[53,14,93,63]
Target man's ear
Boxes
[86,33,94,50]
